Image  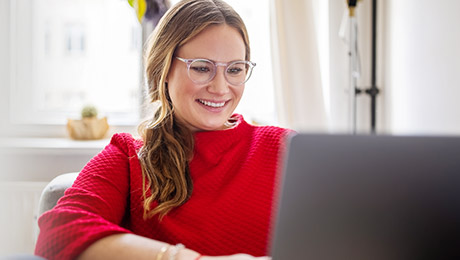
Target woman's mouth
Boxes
[197,99,226,108]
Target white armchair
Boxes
[37,172,78,216]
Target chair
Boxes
[37,172,79,216]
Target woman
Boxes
[35,0,292,259]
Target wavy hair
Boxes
[138,0,251,219]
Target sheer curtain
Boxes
[270,0,328,132]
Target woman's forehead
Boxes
[175,24,246,61]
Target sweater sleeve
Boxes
[35,133,136,260]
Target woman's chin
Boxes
[192,118,230,132]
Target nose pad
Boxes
[207,67,229,94]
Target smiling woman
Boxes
[34,1,292,259]
[168,0,276,126]
[167,25,249,132]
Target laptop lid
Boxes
[271,134,460,260]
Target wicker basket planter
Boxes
[67,117,109,140]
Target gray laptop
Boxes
[271,134,460,260]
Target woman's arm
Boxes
[78,233,271,260]
[77,233,200,260]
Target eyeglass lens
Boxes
[188,60,252,85]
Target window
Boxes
[64,23,86,54]
[9,0,142,126]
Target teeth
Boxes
[199,99,225,108]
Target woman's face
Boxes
[167,24,246,132]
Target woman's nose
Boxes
[207,67,229,95]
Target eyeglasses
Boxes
[175,57,256,86]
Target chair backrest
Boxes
[37,172,79,216]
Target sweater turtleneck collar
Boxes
[192,114,252,161]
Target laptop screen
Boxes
[271,134,460,260]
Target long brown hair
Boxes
[138,0,251,219]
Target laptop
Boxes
[271,134,460,260]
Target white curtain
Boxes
[270,0,329,132]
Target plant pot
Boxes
[67,117,109,140]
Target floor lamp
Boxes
[347,0,380,134]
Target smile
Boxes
[198,99,226,108]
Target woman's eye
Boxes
[227,67,243,75]
[191,66,211,73]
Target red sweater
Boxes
[35,115,291,259]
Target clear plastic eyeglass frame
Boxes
[175,57,256,86]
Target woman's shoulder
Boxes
[229,114,293,141]
[249,120,293,136]
[108,133,143,155]
[250,124,294,145]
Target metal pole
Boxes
[365,0,380,134]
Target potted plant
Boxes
[67,105,109,140]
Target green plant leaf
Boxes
[131,0,147,23]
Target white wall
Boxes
[381,0,460,135]
[0,139,105,256]
[0,0,11,137]
[0,182,47,256]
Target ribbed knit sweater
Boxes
[35,115,291,260]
